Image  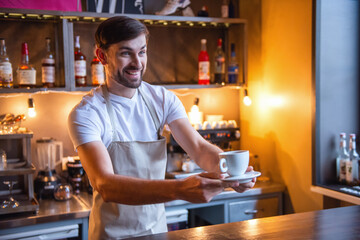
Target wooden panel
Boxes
[146,25,227,84]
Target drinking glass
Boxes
[1,181,19,208]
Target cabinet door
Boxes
[228,197,279,222]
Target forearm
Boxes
[95,171,234,205]
[189,140,223,173]
[96,174,181,205]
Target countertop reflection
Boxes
[0,192,92,229]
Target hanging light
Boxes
[28,97,37,118]
[243,89,252,106]
[188,97,203,126]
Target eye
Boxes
[120,51,130,56]
[139,50,147,56]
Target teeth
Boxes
[126,70,140,75]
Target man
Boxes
[68,16,256,239]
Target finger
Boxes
[233,181,255,192]
[199,172,226,180]
[246,166,254,172]
[222,180,240,189]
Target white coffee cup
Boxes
[219,150,249,176]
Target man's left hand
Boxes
[232,166,257,193]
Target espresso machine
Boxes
[34,138,63,199]
[166,126,241,179]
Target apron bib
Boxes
[89,85,168,239]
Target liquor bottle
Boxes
[0,38,13,88]
[91,45,105,86]
[221,0,229,18]
[336,133,348,183]
[41,37,55,88]
[17,42,36,88]
[198,39,210,85]
[228,0,235,18]
[214,38,225,85]
[74,36,87,87]
[346,133,359,185]
[228,43,239,84]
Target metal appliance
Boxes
[166,127,241,179]
[34,138,63,199]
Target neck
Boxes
[106,78,137,99]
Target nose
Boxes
[130,55,142,68]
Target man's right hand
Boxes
[177,172,240,203]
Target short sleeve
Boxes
[164,90,188,125]
[67,103,103,150]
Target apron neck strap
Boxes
[102,85,120,141]
[102,85,162,141]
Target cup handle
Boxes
[219,158,228,173]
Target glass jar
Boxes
[54,183,73,201]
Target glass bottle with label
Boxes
[17,42,36,88]
[228,43,239,84]
[346,133,359,185]
[214,38,225,85]
[337,132,348,183]
[221,0,229,18]
[41,37,55,88]
[74,36,87,87]
[91,45,105,86]
[198,39,210,85]
[0,38,13,88]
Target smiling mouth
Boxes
[124,68,142,76]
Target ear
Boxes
[96,48,107,65]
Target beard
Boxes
[114,67,144,89]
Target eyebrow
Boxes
[119,44,147,51]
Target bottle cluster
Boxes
[198,38,239,85]
[0,37,55,88]
[336,133,359,186]
[0,36,105,89]
[74,36,105,87]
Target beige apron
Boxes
[89,85,168,239]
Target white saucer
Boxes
[222,171,261,183]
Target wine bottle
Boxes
[221,0,229,18]
[0,38,13,88]
[337,133,349,183]
[17,42,36,88]
[91,45,105,86]
[214,38,225,84]
[346,133,359,185]
[228,43,239,84]
[42,37,55,88]
[74,36,87,87]
[198,39,210,85]
[228,0,235,18]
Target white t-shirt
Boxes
[68,82,188,149]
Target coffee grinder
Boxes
[34,138,63,199]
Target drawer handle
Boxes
[244,209,258,214]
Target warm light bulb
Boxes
[28,98,37,118]
[243,96,252,106]
[243,89,252,106]
[28,108,36,118]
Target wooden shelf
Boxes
[0,8,247,27]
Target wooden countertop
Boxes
[127,205,360,240]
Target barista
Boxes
[67,16,256,239]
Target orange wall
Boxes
[240,0,322,212]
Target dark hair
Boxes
[95,16,149,50]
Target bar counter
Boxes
[128,205,360,240]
